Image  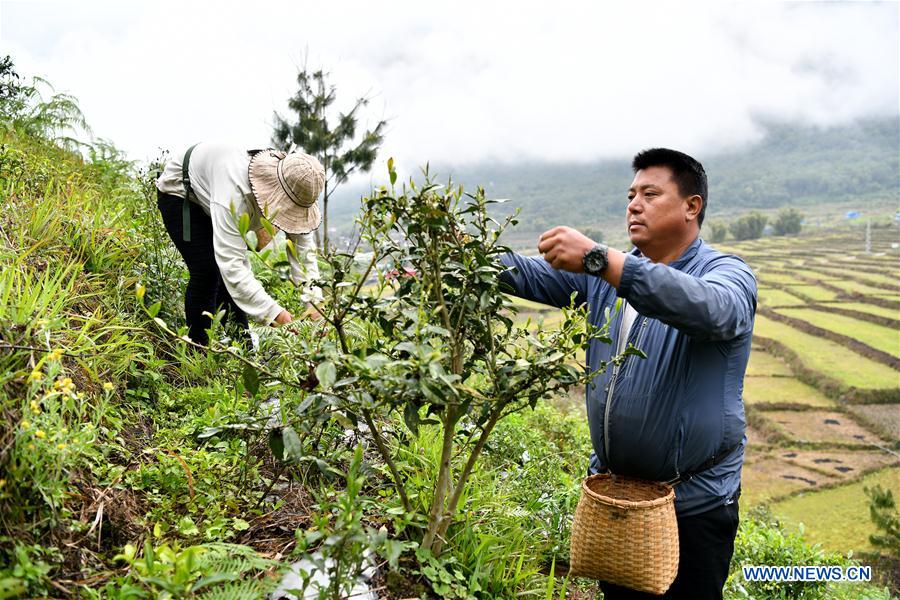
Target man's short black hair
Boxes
[632,148,708,227]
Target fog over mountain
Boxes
[1,1,897,171]
[326,117,899,248]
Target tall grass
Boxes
[0,126,161,594]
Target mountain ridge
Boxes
[327,116,899,247]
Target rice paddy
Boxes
[753,314,898,389]
[774,307,900,358]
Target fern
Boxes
[200,578,280,600]
[199,543,279,575]
[194,543,283,599]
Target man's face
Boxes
[626,166,696,251]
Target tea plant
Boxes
[726,507,866,600]
[138,163,613,570]
[321,163,622,557]
[148,160,617,561]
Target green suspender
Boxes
[181,143,199,242]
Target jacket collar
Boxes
[629,236,703,270]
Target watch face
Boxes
[584,246,607,274]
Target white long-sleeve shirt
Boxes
[157,142,320,324]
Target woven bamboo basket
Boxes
[569,473,679,594]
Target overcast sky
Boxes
[1,1,897,176]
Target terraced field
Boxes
[775,308,899,356]
[753,315,897,389]
[720,225,900,555]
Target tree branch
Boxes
[433,407,502,554]
[421,405,458,553]
[362,408,412,514]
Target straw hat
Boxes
[248,149,325,234]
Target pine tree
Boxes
[272,68,387,251]
[865,485,900,558]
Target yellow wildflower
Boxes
[57,443,67,450]
[0,479,5,488]
[20,420,30,429]
[103,382,114,391]
[35,430,46,439]
[54,377,76,395]
[48,348,64,361]
[27,371,43,383]
[30,400,41,414]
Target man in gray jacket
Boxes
[500,148,757,599]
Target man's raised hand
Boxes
[537,226,596,273]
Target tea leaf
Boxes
[315,361,336,390]
[282,426,303,463]
[242,364,260,397]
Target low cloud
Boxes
[2,0,896,173]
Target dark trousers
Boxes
[599,497,740,600]
[157,191,249,346]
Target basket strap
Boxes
[181,143,199,242]
[666,441,741,486]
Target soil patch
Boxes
[777,449,899,480]
[760,410,886,446]
[801,303,900,330]
[235,484,314,556]
[846,404,900,442]
[745,424,773,447]
[859,553,899,597]
[801,265,900,293]
[741,456,824,505]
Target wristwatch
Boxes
[582,243,609,276]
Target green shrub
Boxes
[708,220,729,243]
[865,485,899,558]
[774,208,804,236]
[729,212,768,241]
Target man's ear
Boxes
[685,195,703,223]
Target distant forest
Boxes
[328,117,899,245]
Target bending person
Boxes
[156,142,323,345]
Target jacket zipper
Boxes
[603,315,650,465]
[619,318,649,382]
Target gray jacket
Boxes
[500,237,757,516]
